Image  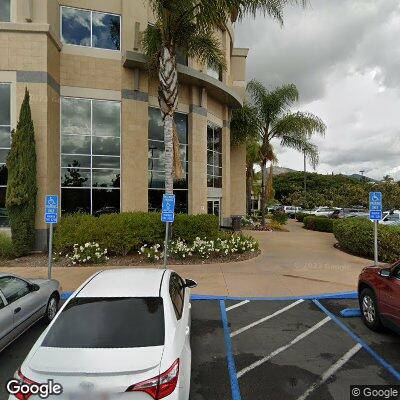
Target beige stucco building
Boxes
[0,0,248,250]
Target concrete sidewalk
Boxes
[0,220,371,297]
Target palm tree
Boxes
[142,0,306,198]
[241,80,326,226]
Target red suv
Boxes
[358,261,400,333]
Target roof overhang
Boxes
[123,51,243,109]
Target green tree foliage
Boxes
[274,171,400,210]
[6,88,37,256]
[142,0,306,198]
[231,80,326,225]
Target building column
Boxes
[221,107,231,223]
[188,88,207,214]
[121,96,149,212]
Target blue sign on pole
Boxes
[369,192,382,221]
[161,194,175,223]
[45,195,59,224]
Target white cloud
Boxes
[235,0,400,180]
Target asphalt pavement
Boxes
[1,297,399,400]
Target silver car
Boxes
[0,273,60,352]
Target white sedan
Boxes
[9,269,197,400]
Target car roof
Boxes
[77,269,168,298]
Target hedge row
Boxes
[296,213,309,222]
[333,218,400,263]
[271,211,289,225]
[54,212,220,256]
[303,216,333,232]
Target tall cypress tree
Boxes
[6,88,37,256]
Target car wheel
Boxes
[360,288,383,331]
[45,294,59,323]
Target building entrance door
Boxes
[207,198,221,225]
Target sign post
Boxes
[161,194,175,269]
[45,195,59,279]
[369,192,382,266]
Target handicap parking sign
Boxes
[369,192,382,221]
[45,195,59,224]
[161,194,175,223]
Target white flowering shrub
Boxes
[191,237,216,259]
[52,251,64,262]
[170,239,192,259]
[67,242,109,265]
[227,235,259,254]
[138,244,163,262]
[241,215,254,227]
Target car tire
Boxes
[360,288,383,332]
[45,294,59,324]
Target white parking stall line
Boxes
[226,300,250,311]
[237,316,331,379]
[296,343,362,400]
[230,299,304,338]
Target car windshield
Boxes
[42,297,165,349]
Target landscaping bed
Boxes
[333,218,400,263]
[0,212,260,266]
[0,248,260,268]
[303,216,334,232]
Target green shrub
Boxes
[54,212,220,256]
[0,232,14,258]
[173,214,219,243]
[303,216,333,232]
[333,218,400,263]
[54,212,164,256]
[99,212,164,255]
[271,211,288,225]
[296,213,307,222]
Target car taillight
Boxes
[13,369,38,400]
[126,359,179,399]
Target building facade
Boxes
[0,0,248,250]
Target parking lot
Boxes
[1,295,399,400]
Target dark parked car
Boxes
[358,261,400,333]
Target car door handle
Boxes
[185,326,190,335]
[14,307,21,314]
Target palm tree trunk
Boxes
[266,163,274,201]
[260,160,267,227]
[158,46,179,195]
[164,113,174,194]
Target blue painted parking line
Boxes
[191,291,358,301]
[219,300,242,400]
[61,291,73,300]
[313,299,400,382]
[340,308,362,318]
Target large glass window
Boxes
[0,0,10,22]
[207,124,222,188]
[61,6,120,50]
[61,97,121,216]
[0,84,10,226]
[148,108,188,213]
[207,65,222,81]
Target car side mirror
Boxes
[379,269,391,278]
[30,284,40,292]
[184,279,198,289]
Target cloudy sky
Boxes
[235,0,400,180]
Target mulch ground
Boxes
[0,250,261,268]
